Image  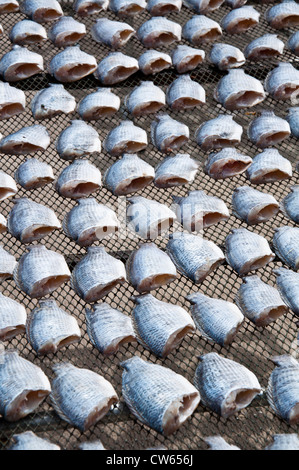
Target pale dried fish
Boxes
[48,16,86,48]
[137,17,181,47]
[95,52,139,85]
[221,6,260,34]
[247,110,290,148]
[0,291,26,341]
[56,120,101,160]
[246,148,292,184]
[151,113,189,153]
[0,45,43,82]
[0,81,26,120]
[183,0,225,14]
[104,120,147,156]
[0,170,17,201]
[182,15,222,45]
[274,267,299,316]
[91,18,135,49]
[171,44,205,73]
[265,0,299,29]
[232,186,279,225]
[265,62,299,101]
[74,0,109,16]
[273,226,299,271]
[209,43,245,70]
[138,49,172,75]
[147,0,182,16]
[9,19,47,45]
[49,46,97,83]
[286,107,299,138]
[0,0,19,14]
[55,159,101,199]
[244,34,284,61]
[204,148,252,179]
[109,0,146,17]
[166,74,205,110]
[288,31,299,56]
[31,84,76,120]
[154,153,199,188]
[20,0,63,23]
[203,436,240,451]
[281,185,299,223]
[78,88,120,120]
[8,431,60,451]
[125,81,166,116]
[264,434,299,451]
[0,124,50,155]
[15,158,54,190]
[195,115,243,151]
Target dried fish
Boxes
[286,107,299,138]
[49,46,97,83]
[0,170,17,201]
[56,120,101,160]
[171,44,205,73]
[209,43,245,70]
[244,34,284,61]
[48,16,86,48]
[8,431,60,451]
[273,226,299,271]
[0,245,16,282]
[137,17,182,47]
[183,0,225,14]
[55,159,101,199]
[166,74,205,109]
[125,81,166,116]
[225,0,246,7]
[232,186,279,225]
[78,88,120,120]
[0,214,6,233]
[0,124,50,155]
[15,158,54,190]
[78,440,106,450]
[151,114,189,153]
[195,115,243,151]
[0,291,26,340]
[183,15,222,45]
[203,436,240,451]
[221,6,260,34]
[20,0,63,23]
[264,434,299,451]
[246,148,292,184]
[265,0,299,29]
[265,62,299,101]
[9,19,47,45]
[31,84,76,120]
[74,0,109,16]
[109,0,146,17]
[138,49,172,75]
[121,356,200,436]
[281,185,299,223]
[247,110,290,148]
[0,45,43,82]
[104,120,147,156]
[288,31,299,56]
[147,0,182,16]
[91,18,135,49]
[0,0,19,13]
[0,81,26,120]
[274,267,299,316]
[95,52,139,85]
[154,153,199,188]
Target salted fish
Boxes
[225,227,275,276]
[0,292,26,341]
[265,0,299,29]
[214,69,265,110]
[288,31,299,56]
[74,0,109,16]
[8,431,60,451]
[147,0,182,15]
[194,352,262,418]
[95,52,139,85]
[20,0,63,23]
[195,115,243,151]
[225,0,247,7]
[126,242,177,293]
[13,244,71,299]
[127,196,176,239]
[221,6,260,34]
[0,81,25,120]
[0,214,6,233]
[49,46,97,83]
[0,124,50,155]
[0,245,17,282]
[71,246,126,303]
[183,15,222,45]
[138,49,172,75]
[55,159,102,199]
[26,299,81,355]
[50,362,118,431]
[173,190,230,232]
[274,267,299,316]
[0,0,19,13]
[232,186,279,225]
[103,153,155,196]
[171,45,205,74]
[244,34,284,61]
[78,440,106,450]
[86,302,136,355]
[209,43,245,71]
[109,0,146,17]
[264,434,299,451]
[91,18,135,49]
[0,45,43,82]
[121,356,200,436]
[272,226,299,271]
[15,158,54,190]
[103,120,147,156]
[31,84,76,120]
[265,62,299,101]
[137,17,182,48]
[246,148,292,184]
[62,198,119,246]
[48,16,86,48]
[56,120,101,160]
[281,185,299,223]
[166,231,225,282]
[287,107,299,138]
[267,355,299,424]
[247,110,290,148]
[151,114,189,153]
[0,170,17,201]
[166,74,205,110]
[132,294,195,357]
[125,81,166,116]
[0,348,51,421]
[183,0,225,14]
[78,88,120,120]
[154,153,199,188]
[9,19,47,45]
[203,436,240,451]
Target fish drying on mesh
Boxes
[95,52,139,85]
[103,120,147,156]
[264,434,299,451]
[55,159,102,199]
[225,0,247,8]
[203,436,241,451]
[272,226,299,271]
[0,45,43,82]
[171,44,205,74]
[0,244,17,282]
[0,291,26,341]
[0,170,17,201]
[0,0,19,14]
[49,46,97,83]
[138,49,172,75]
[221,5,260,34]
[71,246,127,303]
[274,267,299,316]
[0,81,25,120]
[14,158,54,190]
[154,153,199,188]
[286,107,299,137]
[126,242,177,293]
[281,185,299,223]
[265,0,299,29]
[109,0,146,17]
[183,15,222,45]
[247,110,290,148]
[8,431,60,451]
[265,62,299,101]
[31,84,76,120]
[204,148,252,180]
[209,43,245,71]
[0,214,6,233]
[183,0,225,14]
[151,113,189,153]
[246,148,292,184]
[195,115,243,151]
[91,18,135,49]
[231,185,279,225]
[9,19,47,45]
[48,16,86,48]
[56,120,101,160]
[20,0,63,23]
[288,31,299,56]
[0,124,50,155]
[137,16,182,48]
[78,440,106,450]
[166,74,206,110]
[124,81,166,116]
[78,88,120,120]
[73,0,109,16]
[244,34,284,61]
[147,0,182,15]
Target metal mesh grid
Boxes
[0,0,299,451]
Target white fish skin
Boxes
[281,185,299,223]
[154,153,199,188]
[56,120,101,160]
[232,186,279,225]
[0,45,43,82]
[31,84,76,120]
[287,107,299,138]
[147,0,182,16]
[86,302,136,355]
[62,197,119,246]
[0,213,6,233]
[74,0,109,16]
[247,110,290,148]
[103,120,147,156]
[0,245,16,282]
[288,31,299,56]
[246,148,292,184]
[95,52,139,85]
[49,46,97,83]
[214,69,265,110]
[274,267,299,316]
[78,88,120,120]
[103,153,155,196]
[13,244,71,299]
[15,158,54,190]
[221,6,260,34]
[8,431,60,451]
[126,242,177,293]
[137,17,182,48]
[265,0,299,29]
[71,246,127,303]
[48,16,87,48]
[264,434,299,451]
[127,196,176,239]
[20,0,63,23]
[50,362,118,431]
[0,0,19,14]
[0,348,51,422]
[0,81,26,120]
[132,294,195,357]
[182,15,222,45]
[56,159,102,199]
[173,190,230,232]
[171,45,205,74]
[121,356,200,436]
[0,125,50,155]
[225,0,247,8]
[9,20,47,45]
[203,435,240,451]
[273,226,299,271]
[0,291,26,341]
[91,18,135,49]
[151,113,189,153]
[195,115,243,151]
[265,62,299,101]
[26,299,81,355]
[183,0,225,14]
[166,231,225,282]
[0,170,17,201]
[209,43,245,71]
[225,227,275,276]
[194,352,261,418]
[109,0,146,17]
[235,275,288,327]
[125,81,166,116]
[187,292,244,346]
[244,34,284,61]
[78,440,106,450]
[138,49,172,75]
[166,74,205,110]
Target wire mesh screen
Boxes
[0,0,299,451]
